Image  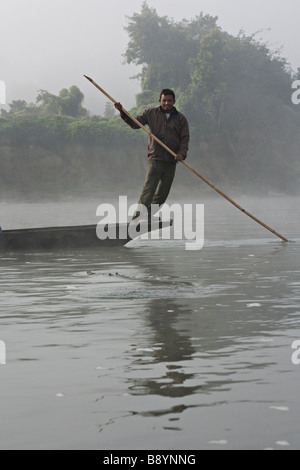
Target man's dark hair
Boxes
[160,89,175,100]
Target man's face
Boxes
[159,94,175,112]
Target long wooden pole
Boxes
[84,75,289,242]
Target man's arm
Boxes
[114,102,147,129]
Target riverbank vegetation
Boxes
[1,2,300,200]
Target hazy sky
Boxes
[1,0,300,114]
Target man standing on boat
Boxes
[115,89,190,220]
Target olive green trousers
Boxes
[136,160,177,216]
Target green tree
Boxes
[123,2,218,103]
[36,89,61,115]
[123,3,300,191]
[36,86,87,117]
[7,100,28,114]
[59,86,87,117]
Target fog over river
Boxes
[0,196,299,449]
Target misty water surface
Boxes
[0,196,299,449]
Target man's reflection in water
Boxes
[128,299,199,400]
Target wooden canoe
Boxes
[0,219,172,251]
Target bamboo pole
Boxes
[84,75,289,242]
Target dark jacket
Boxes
[121,106,189,162]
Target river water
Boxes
[0,196,299,450]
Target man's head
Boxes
[159,89,175,112]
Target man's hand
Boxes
[114,102,123,112]
[175,154,184,162]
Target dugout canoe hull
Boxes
[0,220,172,251]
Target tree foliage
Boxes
[124,2,219,106]
[1,85,88,118]
[0,3,300,199]
[123,2,300,192]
